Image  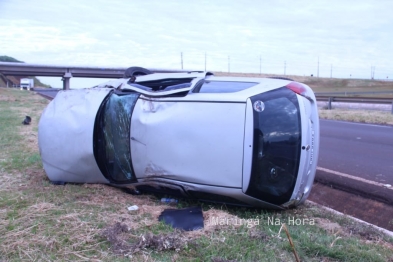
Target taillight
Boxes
[285,82,313,102]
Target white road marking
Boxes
[317,167,393,190]
[320,119,393,128]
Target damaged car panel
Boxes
[130,98,245,187]
[38,68,320,209]
[39,88,112,183]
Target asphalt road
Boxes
[318,119,393,185]
[33,88,59,100]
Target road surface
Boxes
[318,119,393,184]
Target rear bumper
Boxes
[286,86,320,207]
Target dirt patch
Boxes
[99,203,258,256]
[101,222,191,255]
[25,168,47,186]
[314,218,343,235]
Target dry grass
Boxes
[319,108,393,125]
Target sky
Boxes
[1,0,392,88]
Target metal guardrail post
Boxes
[328,97,333,110]
[391,100,393,114]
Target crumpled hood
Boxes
[38,88,112,183]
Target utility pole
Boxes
[259,55,262,75]
[330,64,332,78]
[317,57,319,78]
[228,56,230,73]
[371,66,375,79]
[181,52,183,69]
[284,61,286,75]
[204,52,206,71]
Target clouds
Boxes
[0,0,392,87]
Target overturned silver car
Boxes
[38,68,320,209]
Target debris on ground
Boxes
[22,115,31,125]
[127,205,139,211]
[100,222,190,255]
[158,206,204,231]
[160,197,178,204]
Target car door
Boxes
[130,96,246,188]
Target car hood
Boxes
[38,88,112,183]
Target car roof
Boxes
[135,72,292,85]
[95,72,293,102]
[135,71,211,82]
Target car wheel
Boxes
[123,66,152,78]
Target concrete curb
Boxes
[314,168,393,206]
[307,200,393,238]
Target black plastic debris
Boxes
[158,206,204,231]
[22,116,31,125]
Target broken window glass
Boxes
[94,92,139,183]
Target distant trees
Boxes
[0,56,23,63]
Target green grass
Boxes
[0,87,392,261]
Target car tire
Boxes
[123,66,152,78]
[267,76,294,81]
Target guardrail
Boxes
[0,62,190,90]
[315,91,393,96]
[316,96,393,114]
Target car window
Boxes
[131,78,195,91]
[196,81,257,93]
[246,87,301,205]
[93,92,139,183]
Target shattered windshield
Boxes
[93,92,139,183]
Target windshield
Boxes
[195,81,258,93]
[93,91,139,183]
[246,87,301,205]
